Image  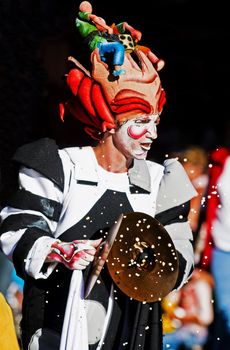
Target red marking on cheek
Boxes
[127,125,147,139]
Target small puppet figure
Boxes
[76,1,126,76]
[76,1,165,77]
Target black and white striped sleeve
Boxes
[0,166,64,280]
[0,138,68,280]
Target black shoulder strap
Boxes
[12,138,64,191]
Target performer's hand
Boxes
[46,238,102,270]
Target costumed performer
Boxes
[0,2,196,349]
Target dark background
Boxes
[0,0,229,199]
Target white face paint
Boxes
[112,114,159,160]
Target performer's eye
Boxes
[135,118,150,124]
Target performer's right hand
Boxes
[46,238,102,270]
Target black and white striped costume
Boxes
[0,138,196,350]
